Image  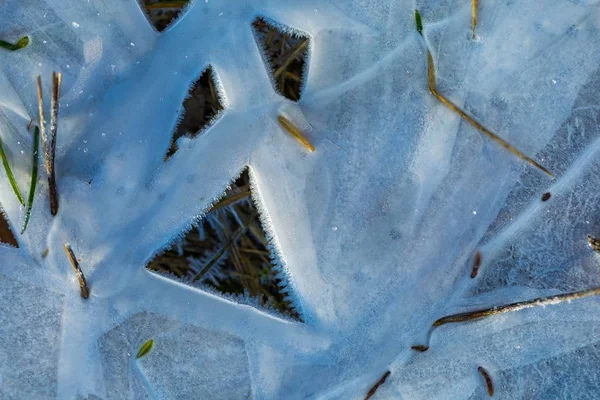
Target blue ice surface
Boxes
[0,0,600,398]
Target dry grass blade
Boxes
[48,72,61,215]
[472,0,479,39]
[145,1,187,10]
[274,39,308,79]
[277,115,315,152]
[364,370,391,400]
[431,89,554,177]
[36,77,47,145]
[433,287,600,327]
[63,244,90,299]
[21,126,40,233]
[211,187,250,211]
[411,287,600,351]
[415,10,553,178]
[192,212,258,282]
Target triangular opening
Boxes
[0,212,18,247]
[251,17,309,102]
[140,0,191,32]
[166,66,225,159]
[146,168,301,321]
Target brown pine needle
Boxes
[415,11,553,178]
[472,0,479,39]
[478,366,494,397]
[364,370,391,400]
[63,244,90,299]
[277,115,315,152]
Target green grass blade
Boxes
[414,9,423,36]
[22,127,39,233]
[0,137,24,205]
[0,36,29,51]
[136,339,154,359]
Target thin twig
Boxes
[21,127,40,233]
[48,72,61,215]
[472,0,479,39]
[364,370,391,400]
[414,9,553,178]
[277,115,315,152]
[63,244,90,299]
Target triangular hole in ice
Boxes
[252,17,309,102]
[140,0,192,32]
[165,65,225,159]
[147,168,301,321]
[0,211,18,247]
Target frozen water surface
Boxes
[1,0,600,398]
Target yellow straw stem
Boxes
[277,115,315,152]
